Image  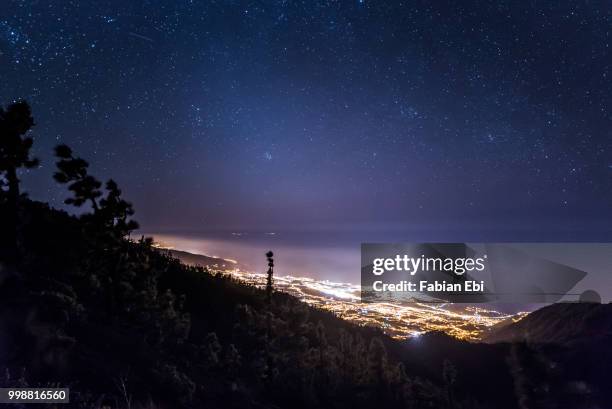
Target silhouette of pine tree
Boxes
[53,144,102,212]
[442,359,457,409]
[507,343,532,409]
[0,101,38,205]
[366,337,389,400]
[265,250,274,305]
[0,101,38,262]
[264,250,275,388]
[223,343,242,391]
[204,332,222,367]
[395,362,417,408]
[352,334,368,385]
[315,321,328,375]
[338,329,354,382]
[99,179,139,237]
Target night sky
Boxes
[2,1,611,239]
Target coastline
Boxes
[156,240,518,341]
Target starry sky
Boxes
[1,0,612,240]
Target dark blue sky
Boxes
[1,1,611,238]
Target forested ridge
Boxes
[1,197,459,408]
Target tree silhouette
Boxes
[54,145,138,239]
[53,144,102,212]
[442,359,458,409]
[366,337,389,390]
[99,179,139,237]
[266,250,274,305]
[264,250,275,387]
[0,101,38,205]
[204,332,222,367]
[0,100,38,262]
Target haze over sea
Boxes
[146,225,511,283]
[146,230,612,318]
[147,229,361,283]
[146,229,521,340]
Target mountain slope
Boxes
[1,199,455,409]
[483,302,612,345]
[4,198,612,408]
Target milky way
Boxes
[1,1,611,240]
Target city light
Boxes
[224,268,525,341]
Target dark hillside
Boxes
[483,302,612,345]
[4,199,612,408]
[2,199,459,408]
[482,302,612,408]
